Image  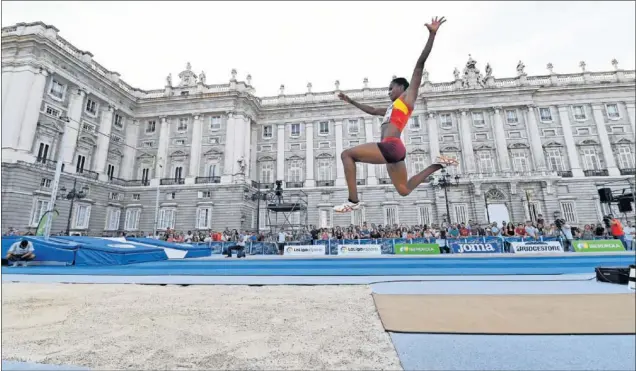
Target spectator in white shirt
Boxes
[624,221,634,251]
[277,229,287,255]
[184,231,194,243]
[226,232,247,258]
[3,239,36,267]
[524,221,538,239]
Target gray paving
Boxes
[390,333,636,371]
[1,361,89,371]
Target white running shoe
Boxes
[435,155,459,167]
[333,200,361,213]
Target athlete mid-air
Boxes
[334,16,458,213]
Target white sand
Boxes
[1,283,402,370]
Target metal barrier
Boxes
[198,236,625,256]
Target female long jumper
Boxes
[334,17,458,213]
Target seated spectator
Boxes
[581,224,595,239]
[594,223,606,237]
[544,223,558,237]
[226,231,247,258]
[3,239,36,267]
[490,222,501,236]
[515,223,526,236]
[184,230,194,243]
[504,222,515,237]
[524,221,538,239]
[459,223,470,237]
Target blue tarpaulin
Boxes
[126,237,211,258]
[54,236,168,266]
[1,236,77,265]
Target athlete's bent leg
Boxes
[387,156,459,197]
[335,143,387,213]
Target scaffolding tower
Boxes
[265,184,309,238]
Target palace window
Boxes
[124,208,141,231]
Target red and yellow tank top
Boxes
[382,96,413,132]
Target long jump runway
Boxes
[3,253,635,371]
[3,253,635,285]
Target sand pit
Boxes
[1,283,401,370]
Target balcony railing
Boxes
[125,179,150,187]
[258,182,275,190]
[620,168,636,176]
[378,178,392,185]
[356,179,366,185]
[583,169,609,177]
[108,177,128,186]
[286,181,304,188]
[316,180,334,187]
[195,176,221,184]
[160,178,185,185]
[557,170,573,178]
[76,169,99,180]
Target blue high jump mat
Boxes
[125,237,211,258]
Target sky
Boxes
[2,1,635,97]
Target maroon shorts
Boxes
[377,137,406,164]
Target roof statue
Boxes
[460,54,486,89]
[178,62,198,87]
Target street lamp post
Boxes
[59,178,89,236]
[43,115,71,240]
[247,183,268,234]
[432,169,460,225]
[152,157,162,237]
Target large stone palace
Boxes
[2,22,635,235]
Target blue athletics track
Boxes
[3,251,635,370]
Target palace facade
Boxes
[2,22,635,235]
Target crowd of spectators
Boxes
[3,215,634,250]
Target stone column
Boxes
[276,123,285,181]
[222,113,236,183]
[525,105,547,171]
[155,116,170,179]
[243,116,252,179]
[491,107,511,171]
[458,110,476,173]
[364,118,377,185]
[557,106,584,177]
[2,66,38,152]
[61,89,87,170]
[305,122,315,187]
[335,120,345,186]
[121,119,139,180]
[1,68,14,108]
[17,68,49,159]
[427,112,440,163]
[591,104,620,176]
[624,101,635,134]
[250,125,258,181]
[94,106,115,180]
[188,114,203,178]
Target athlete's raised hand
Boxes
[425,16,446,34]
[337,92,351,103]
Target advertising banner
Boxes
[395,243,440,255]
[338,244,382,256]
[573,240,625,252]
[284,245,325,256]
[451,242,501,254]
[511,241,564,254]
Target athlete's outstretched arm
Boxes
[338,92,387,116]
[403,16,446,107]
